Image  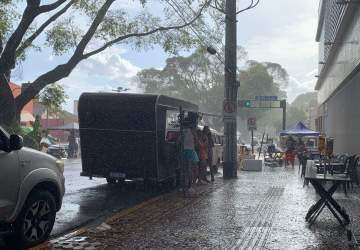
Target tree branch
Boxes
[39,0,67,13]
[82,2,208,59]
[0,1,41,73]
[0,36,3,56]
[17,0,75,56]
[16,0,116,110]
[73,0,116,59]
[209,0,226,14]
[236,0,260,15]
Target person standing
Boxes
[198,130,210,184]
[285,136,296,168]
[182,121,199,193]
[297,138,308,177]
[203,126,215,182]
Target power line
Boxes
[178,0,226,49]
[165,0,226,67]
[166,0,245,76]
[171,0,225,59]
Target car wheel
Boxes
[13,190,56,249]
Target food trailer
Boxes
[78,93,198,186]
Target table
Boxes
[305,173,351,227]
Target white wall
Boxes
[325,71,360,154]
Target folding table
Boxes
[305,173,351,226]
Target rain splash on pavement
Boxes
[74,165,360,249]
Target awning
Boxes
[280,122,319,136]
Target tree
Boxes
[0,0,216,126]
[238,61,287,120]
[291,92,318,112]
[136,48,288,132]
[137,47,235,130]
[39,83,68,121]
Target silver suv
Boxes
[0,126,65,248]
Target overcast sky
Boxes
[17,0,319,112]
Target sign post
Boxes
[247,117,257,155]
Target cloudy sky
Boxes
[17,0,320,112]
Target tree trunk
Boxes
[0,73,17,127]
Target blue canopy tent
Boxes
[280,122,319,136]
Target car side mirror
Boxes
[9,134,23,151]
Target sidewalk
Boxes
[35,165,360,250]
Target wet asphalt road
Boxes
[52,159,158,236]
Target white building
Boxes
[315,1,360,154]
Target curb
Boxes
[31,192,171,249]
[29,228,86,250]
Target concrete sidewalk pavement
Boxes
[34,165,360,250]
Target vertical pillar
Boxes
[223,0,238,179]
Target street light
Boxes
[206,46,217,55]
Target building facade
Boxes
[315,0,360,154]
[9,82,35,126]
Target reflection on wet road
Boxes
[52,159,157,236]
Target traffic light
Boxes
[244,100,252,108]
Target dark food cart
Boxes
[78,93,198,186]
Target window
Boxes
[166,110,180,129]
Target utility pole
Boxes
[281,100,286,131]
[223,0,238,179]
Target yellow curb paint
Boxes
[30,193,174,250]
[106,193,172,224]
[31,186,215,249]
[29,228,86,250]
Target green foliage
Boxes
[5,116,43,150]
[238,61,287,126]
[74,0,104,18]
[23,116,43,150]
[2,0,217,64]
[137,47,288,132]
[286,105,307,129]
[0,1,19,40]
[291,92,318,112]
[46,17,81,56]
[42,0,219,56]
[40,84,68,118]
